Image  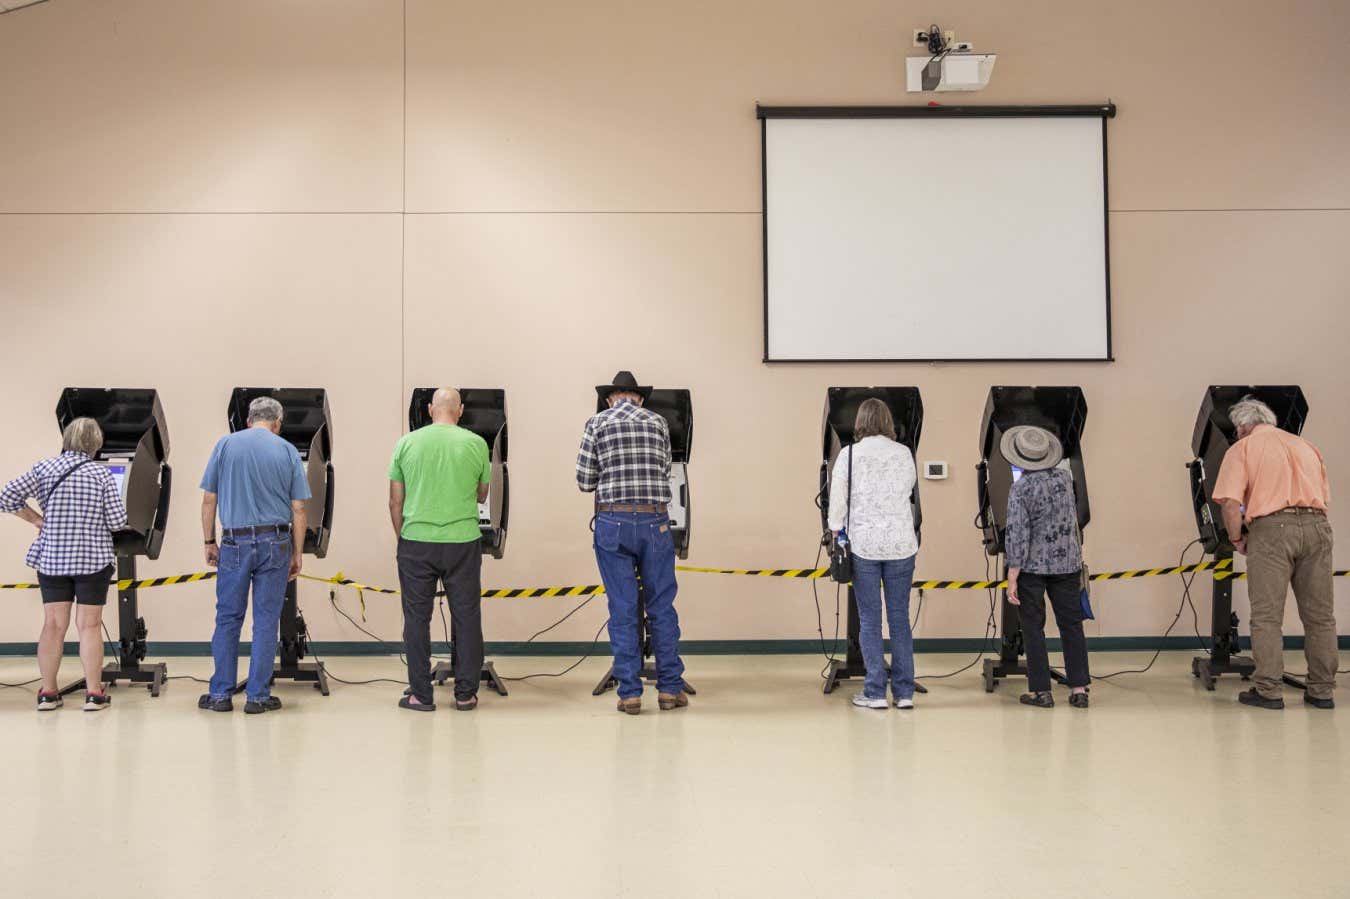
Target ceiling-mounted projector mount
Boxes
[907,23,995,92]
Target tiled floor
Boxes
[0,651,1345,898]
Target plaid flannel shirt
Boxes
[576,400,672,505]
[0,451,128,576]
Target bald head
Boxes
[429,388,463,425]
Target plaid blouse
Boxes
[0,451,128,576]
[576,400,672,505]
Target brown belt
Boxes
[597,503,668,514]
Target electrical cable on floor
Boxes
[315,589,407,685]
[500,617,609,681]
[0,676,41,688]
[917,547,997,681]
[1095,539,1207,679]
[808,541,840,681]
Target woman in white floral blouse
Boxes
[828,399,919,710]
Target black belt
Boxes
[223,524,292,538]
[597,503,668,514]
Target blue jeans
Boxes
[852,554,917,700]
[592,512,684,699]
[209,532,292,702]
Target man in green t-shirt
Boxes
[388,388,491,712]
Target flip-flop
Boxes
[399,695,435,712]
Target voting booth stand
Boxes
[55,388,173,697]
[976,386,1090,693]
[408,388,510,697]
[54,389,173,696]
[1188,385,1308,691]
[593,389,697,697]
[818,387,927,696]
[228,388,334,696]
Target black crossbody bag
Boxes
[829,446,854,584]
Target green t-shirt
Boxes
[388,424,491,543]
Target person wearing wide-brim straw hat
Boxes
[576,370,688,715]
[1001,425,1091,709]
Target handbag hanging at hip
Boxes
[829,445,853,584]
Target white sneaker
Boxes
[895,698,914,710]
[852,693,889,709]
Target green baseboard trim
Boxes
[1,636,1347,657]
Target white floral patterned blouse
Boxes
[827,436,919,561]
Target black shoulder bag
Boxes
[829,446,854,584]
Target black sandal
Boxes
[1069,692,1089,709]
[399,695,435,712]
[1019,691,1054,708]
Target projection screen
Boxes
[760,105,1115,362]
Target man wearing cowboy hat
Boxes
[576,371,687,715]
[1002,425,1092,709]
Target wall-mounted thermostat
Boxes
[923,461,948,481]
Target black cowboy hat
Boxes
[595,370,652,403]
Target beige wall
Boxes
[1,0,1347,648]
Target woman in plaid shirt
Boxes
[1,418,128,712]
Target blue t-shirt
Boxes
[200,427,312,529]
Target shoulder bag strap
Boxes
[845,445,853,532]
[46,458,93,504]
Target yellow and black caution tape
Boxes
[0,572,219,591]
[3,560,1348,596]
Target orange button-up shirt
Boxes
[1212,424,1330,523]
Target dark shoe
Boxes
[1304,693,1335,710]
[1069,691,1089,709]
[1238,688,1284,710]
[37,691,63,711]
[1020,691,1054,708]
[399,694,435,712]
[454,695,478,712]
[616,697,641,715]
[658,691,689,711]
[198,694,233,713]
[83,692,111,712]
[244,696,283,715]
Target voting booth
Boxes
[408,387,509,696]
[227,387,334,695]
[592,387,697,696]
[1187,385,1309,691]
[817,387,926,695]
[54,388,173,696]
[976,386,1090,692]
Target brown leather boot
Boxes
[658,691,689,711]
[616,697,641,715]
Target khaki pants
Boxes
[1246,508,1339,700]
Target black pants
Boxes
[1016,570,1090,692]
[397,538,483,703]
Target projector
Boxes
[906,52,996,92]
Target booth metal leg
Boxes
[59,557,167,698]
[237,579,329,696]
[823,586,928,696]
[593,576,696,697]
[1192,552,1304,692]
[430,622,509,697]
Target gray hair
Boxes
[62,417,104,457]
[1229,395,1277,430]
[247,396,284,425]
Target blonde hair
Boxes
[854,398,897,441]
[61,417,104,457]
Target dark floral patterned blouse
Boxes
[1005,468,1083,574]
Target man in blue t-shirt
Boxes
[197,396,311,715]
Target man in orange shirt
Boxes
[1212,396,1337,710]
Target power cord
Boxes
[500,617,609,682]
[918,547,998,680]
[1094,539,1205,679]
